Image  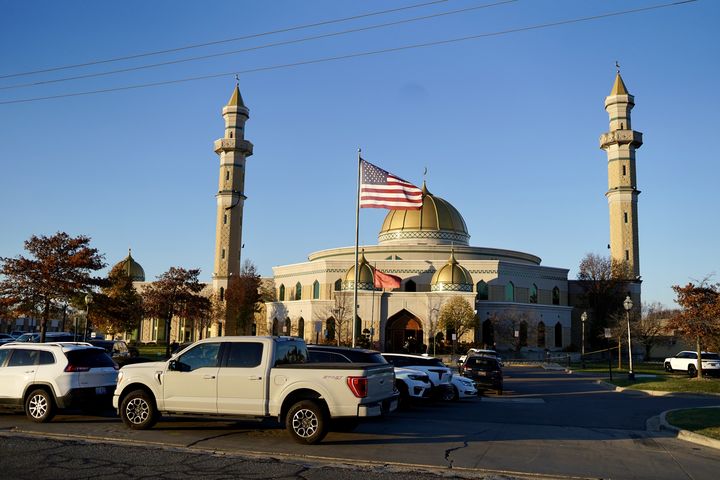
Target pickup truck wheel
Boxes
[688,365,697,378]
[120,389,158,430]
[25,388,56,423]
[286,400,327,444]
[664,362,673,372]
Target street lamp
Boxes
[84,293,93,342]
[581,311,587,369]
[623,295,634,381]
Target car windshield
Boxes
[701,353,720,360]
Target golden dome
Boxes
[378,183,469,246]
[431,250,472,292]
[342,251,375,290]
[113,249,145,282]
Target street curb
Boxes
[594,380,720,398]
[658,407,720,451]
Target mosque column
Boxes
[213,84,253,335]
[599,71,642,281]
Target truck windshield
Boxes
[274,340,309,366]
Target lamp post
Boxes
[623,295,635,381]
[84,293,93,342]
[581,311,587,369]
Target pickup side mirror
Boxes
[169,360,189,372]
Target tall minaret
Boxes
[599,70,642,280]
[213,84,253,332]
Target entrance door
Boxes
[385,310,424,353]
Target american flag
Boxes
[360,159,422,210]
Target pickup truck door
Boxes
[162,342,221,413]
[217,341,267,415]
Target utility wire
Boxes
[0,0,452,80]
[0,0,697,106]
[0,0,517,91]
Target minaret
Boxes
[212,84,253,334]
[599,70,642,280]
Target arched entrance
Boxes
[385,310,424,353]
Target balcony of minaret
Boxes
[214,137,253,155]
[599,130,643,150]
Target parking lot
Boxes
[2,366,719,479]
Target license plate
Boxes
[95,386,107,395]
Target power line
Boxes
[0,0,698,106]
[0,0,518,91]
[0,0,452,80]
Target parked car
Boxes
[0,342,118,422]
[0,334,15,345]
[381,353,454,401]
[12,332,79,343]
[458,348,503,366]
[306,345,431,407]
[88,340,140,366]
[10,331,25,339]
[459,355,503,394]
[113,336,399,444]
[664,351,720,377]
[450,373,478,400]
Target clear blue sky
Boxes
[1,0,718,309]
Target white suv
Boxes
[0,342,118,422]
[664,351,720,377]
[381,353,454,401]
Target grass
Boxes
[609,375,720,394]
[136,344,170,358]
[666,408,720,440]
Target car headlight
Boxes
[409,374,429,382]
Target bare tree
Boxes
[576,253,631,350]
[0,232,105,342]
[330,291,353,346]
[634,302,676,360]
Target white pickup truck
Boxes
[112,336,398,444]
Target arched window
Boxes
[537,321,546,348]
[529,284,538,304]
[278,284,285,301]
[326,318,336,341]
[552,287,560,305]
[519,320,528,347]
[219,286,225,302]
[554,322,563,347]
[505,282,515,302]
[298,318,305,339]
[284,317,291,336]
[295,282,302,300]
[476,280,488,300]
[334,279,342,291]
[272,318,279,336]
[312,280,320,299]
[251,323,257,336]
[482,319,494,347]
[405,279,416,292]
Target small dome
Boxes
[431,250,472,292]
[113,249,145,282]
[342,251,376,291]
[378,183,469,246]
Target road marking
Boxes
[481,397,546,404]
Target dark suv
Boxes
[459,355,503,394]
[307,344,387,364]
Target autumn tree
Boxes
[224,260,262,335]
[575,253,631,349]
[0,232,105,342]
[439,296,478,350]
[91,264,144,339]
[141,267,208,358]
[668,280,720,377]
[330,291,353,346]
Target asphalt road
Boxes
[1,366,719,480]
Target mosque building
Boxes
[120,71,641,352]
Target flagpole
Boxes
[353,148,361,348]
